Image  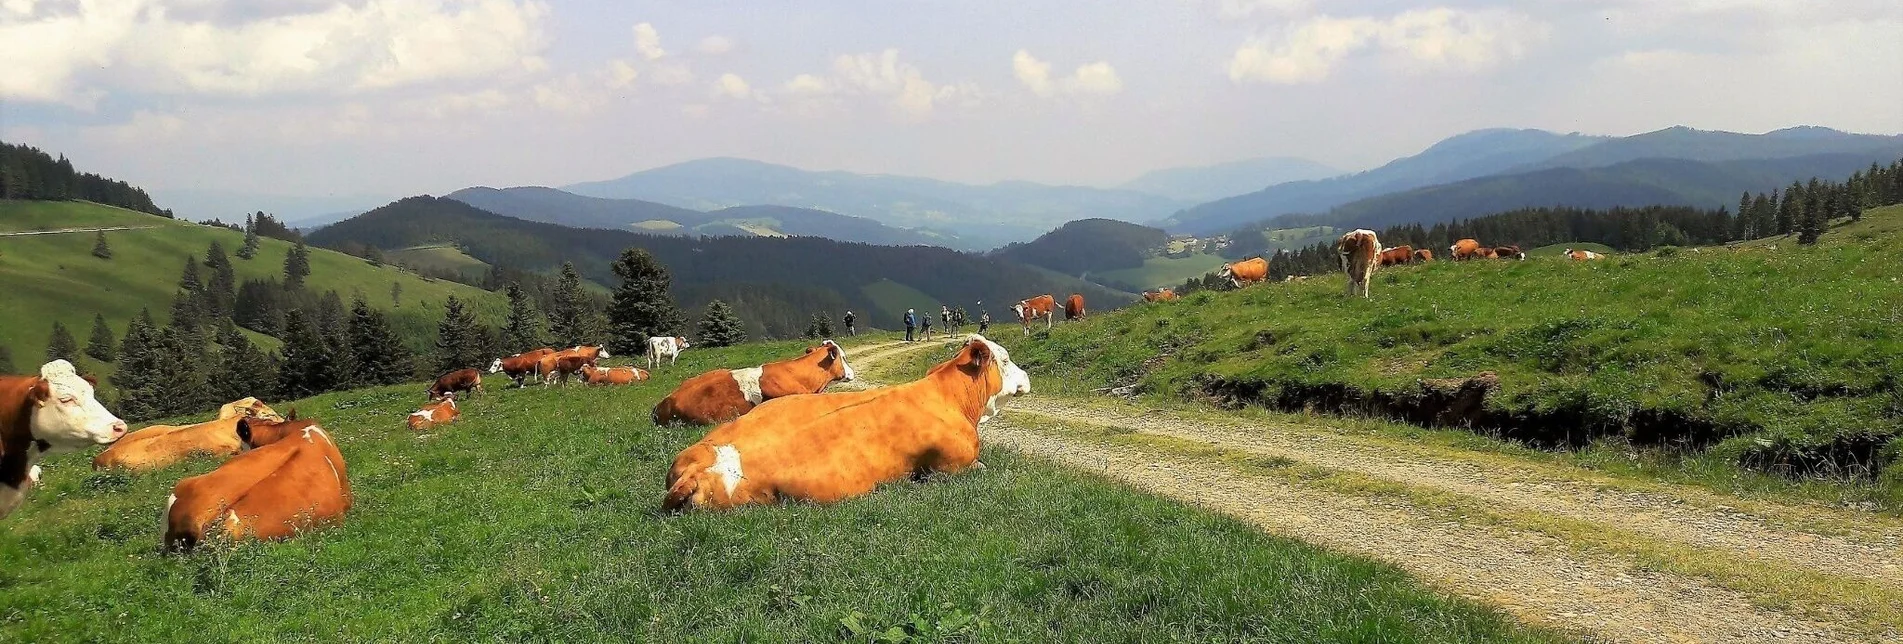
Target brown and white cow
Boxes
[1378,244,1415,267]
[580,366,650,386]
[1336,229,1382,299]
[1013,295,1056,335]
[652,341,855,426]
[407,398,459,431]
[164,414,351,551]
[1142,288,1179,302]
[1412,249,1434,263]
[648,336,690,369]
[93,397,283,472]
[662,336,1029,512]
[1,360,127,518]
[1218,257,1269,288]
[1564,248,1603,261]
[427,368,483,401]
[555,345,611,361]
[1493,245,1526,261]
[1450,238,1482,261]
[489,348,556,387]
[536,353,598,387]
[1063,294,1086,321]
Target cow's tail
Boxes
[661,444,714,512]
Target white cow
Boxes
[648,336,690,369]
[2,360,128,518]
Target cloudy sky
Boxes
[3,0,1900,204]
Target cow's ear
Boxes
[28,379,52,406]
[287,407,299,421]
[966,340,991,368]
[236,418,252,444]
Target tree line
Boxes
[0,142,170,217]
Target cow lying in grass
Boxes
[165,413,351,551]
[94,397,283,471]
[652,341,854,426]
[663,335,1029,512]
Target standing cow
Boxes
[1014,295,1056,335]
[536,353,598,388]
[1063,294,1086,321]
[1,360,127,518]
[648,336,690,369]
[652,341,855,426]
[1450,239,1482,261]
[427,368,483,401]
[489,348,556,387]
[1412,249,1434,263]
[1378,245,1415,267]
[1218,257,1269,288]
[1336,229,1382,299]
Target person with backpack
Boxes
[922,313,933,342]
[844,310,857,336]
[979,310,990,334]
[904,308,916,342]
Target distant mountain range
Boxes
[1118,157,1340,202]
[446,187,952,248]
[561,157,1187,250]
[150,188,390,228]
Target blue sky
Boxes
[2,0,1899,206]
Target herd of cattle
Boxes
[0,328,1033,550]
[1196,231,1606,299]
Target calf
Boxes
[164,414,351,551]
[648,336,690,369]
[1142,288,1179,302]
[407,398,459,431]
[1218,257,1268,288]
[94,397,282,472]
[581,366,650,386]
[1565,248,1603,261]
[1,360,127,518]
[653,341,855,426]
[1379,244,1415,267]
[427,368,483,401]
[1412,249,1434,263]
[1013,295,1056,335]
[663,336,1029,511]
[1063,294,1086,321]
[489,348,556,387]
[1336,229,1382,299]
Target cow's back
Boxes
[166,430,349,549]
[653,369,753,425]
[95,418,242,471]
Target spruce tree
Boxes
[433,296,485,373]
[1776,183,1800,236]
[284,239,311,290]
[177,255,203,295]
[45,321,78,362]
[604,249,685,355]
[315,290,356,387]
[547,263,603,347]
[237,216,261,260]
[203,241,235,319]
[804,313,834,339]
[502,283,546,352]
[696,300,746,348]
[391,282,403,307]
[277,310,335,399]
[85,314,116,362]
[92,231,112,259]
[1797,200,1825,245]
[348,298,416,386]
[152,326,212,417]
[0,344,14,374]
[211,322,277,402]
[112,310,165,420]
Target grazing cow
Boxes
[652,341,856,426]
[1474,247,1499,259]
[663,336,1029,512]
[427,368,482,401]
[1014,295,1056,335]
[581,366,650,386]
[1565,248,1604,261]
[488,348,556,387]
[1413,249,1434,263]
[407,398,459,431]
[1493,245,1526,261]
[1142,288,1179,302]
[1450,238,1482,260]
[1378,244,1415,267]
[648,336,690,369]
[1,360,126,518]
[93,397,284,472]
[1063,294,1086,321]
[536,353,598,387]
[164,414,351,552]
[1336,229,1382,299]
[1218,257,1269,288]
[555,345,610,361]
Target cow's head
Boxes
[236,411,321,449]
[1012,301,1026,319]
[950,335,1031,424]
[813,339,854,382]
[595,345,612,359]
[27,360,126,451]
[487,358,504,373]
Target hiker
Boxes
[979,310,990,334]
[844,310,857,337]
[904,308,916,342]
[940,305,952,333]
[922,313,933,341]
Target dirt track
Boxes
[844,338,1903,644]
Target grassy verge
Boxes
[0,340,1563,642]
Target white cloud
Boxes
[1229,8,1547,84]
[649,62,696,86]
[633,22,667,60]
[817,49,977,120]
[1013,51,1123,97]
[783,73,833,96]
[607,59,639,88]
[1212,0,1311,20]
[713,73,756,100]
[0,0,551,105]
[695,35,736,55]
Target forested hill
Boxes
[1,142,170,217]
[308,196,1128,334]
[993,218,1168,276]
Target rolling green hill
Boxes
[0,200,505,379]
[992,218,1168,277]
[385,244,491,281]
[1094,253,1227,291]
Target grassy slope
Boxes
[385,245,492,280]
[0,201,506,377]
[0,339,1560,643]
[1096,252,1226,290]
[1008,204,1903,487]
[1525,242,1615,257]
[859,278,940,326]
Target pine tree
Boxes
[0,344,14,374]
[168,289,205,338]
[277,310,335,399]
[45,321,78,362]
[237,214,261,260]
[1797,197,1826,245]
[112,310,166,420]
[348,298,416,386]
[211,322,277,403]
[391,281,403,307]
[501,283,546,352]
[433,296,486,373]
[284,239,312,290]
[695,300,747,348]
[1775,183,1800,236]
[202,241,236,319]
[151,326,213,417]
[91,231,112,259]
[365,246,384,267]
[85,314,116,362]
[315,290,356,387]
[177,255,203,295]
[546,263,603,347]
[604,249,685,355]
[804,313,834,339]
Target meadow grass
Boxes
[384,245,492,281]
[1095,252,1226,291]
[1,340,1564,643]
